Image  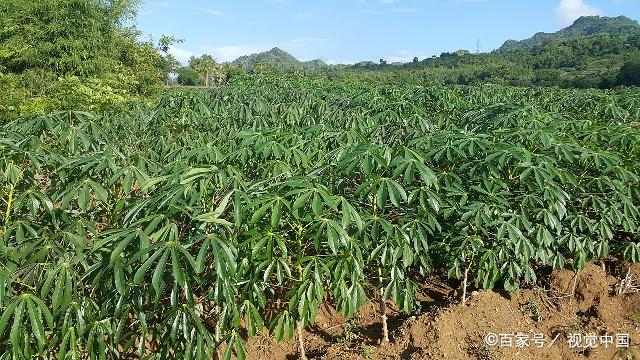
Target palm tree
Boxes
[190,54,217,87]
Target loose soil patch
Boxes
[242,262,640,359]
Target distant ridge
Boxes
[499,16,640,52]
[230,47,330,71]
[225,16,640,71]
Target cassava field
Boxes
[1,76,640,359]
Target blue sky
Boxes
[136,0,640,64]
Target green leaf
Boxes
[171,247,186,287]
[152,249,170,294]
[250,203,271,224]
[27,299,45,347]
[133,249,164,284]
[89,180,109,203]
[141,176,169,191]
[0,299,19,336]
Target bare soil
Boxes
[242,262,640,360]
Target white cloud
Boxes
[392,7,418,12]
[170,45,277,64]
[199,8,223,16]
[380,0,399,3]
[169,46,196,64]
[556,0,601,25]
[385,50,431,63]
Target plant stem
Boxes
[3,185,14,228]
[462,266,469,306]
[297,321,307,360]
[569,271,579,305]
[297,224,303,280]
[214,306,221,360]
[380,287,389,342]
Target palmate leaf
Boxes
[288,182,337,219]
[339,197,364,231]
[86,319,111,360]
[195,190,234,226]
[222,331,246,360]
[241,300,264,336]
[393,148,438,187]
[0,294,53,354]
[270,311,295,342]
[3,74,640,359]
[40,260,78,312]
[249,196,291,229]
[356,177,407,209]
[15,191,54,217]
[623,242,640,263]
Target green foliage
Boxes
[188,54,223,87]
[327,16,640,89]
[0,76,639,358]
[166,16,640,91]
[231,47,329,71]
[0,0,140,76]
[616,58,640,86]
[0,71,139,123]
[177,67,204,86]
[0,0,167,123]
[499,15,640,52]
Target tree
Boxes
[189,54,217,87]
[157,35,183,54]
[615,58,640,86]
[0,0,168,120]
[0,0,141,76]
[162,54,181,85]
[176,67,203,86]
[156,35,183,85]
[413,57,419,63]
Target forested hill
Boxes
[340,16,640,89]
[175,16,640,89]
[230,47,330,71]
[499,16,640,52]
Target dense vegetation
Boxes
[3,7,638,124]
[343,16,640,88]
[206,16,640,89]
[498,15,640,51]
[0,0,174,123]
[231,48,330,72]
[1,2,639,358]
[1,75,639,358]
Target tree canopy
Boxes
[616,58,640,86]
[0,0,142,76]
[0,0,172,122]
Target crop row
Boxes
[1,76,639,359]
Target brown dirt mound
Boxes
[241,263,640,360]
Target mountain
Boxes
[230,47,330,71]
[334,14,640,89]
[499,16,640,52]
